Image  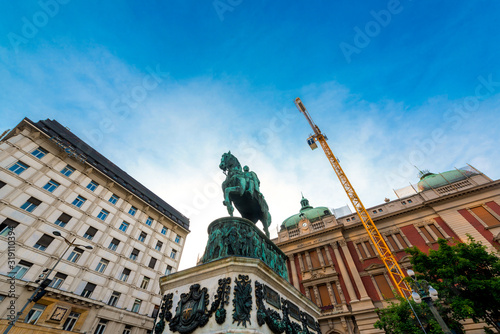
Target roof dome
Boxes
[281,195,332,229]
[417,169,478,191]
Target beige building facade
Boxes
[274,168,500,334]
[0,118,189,334]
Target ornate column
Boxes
[305,287,311,299]
[316,247,326,266]
[304,252,313,271]
[297,253,305,272]
[312,286,321,307]
[323,245,334,266]
[339,240,369,299]
[288,255,300,290]
[326,283,336,306]
[331,242,357,301]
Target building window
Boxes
[138,231,147,242]
[386,233,409,251]
[132,299,142,313]
[407,199,413,203]
[148,257,157,269]
[129,248,139,261]
[170,249,177,260]
[373,273,395,299]
[83,226,98,240]
[145,217,153,226]
[8,260,32,279]
[357,241,376,259]
[97,209,109,221]
[87,180,98,191]
[72,195,86,208]
[317,284,331,307]
[419,224,445,242]
[62,312,80,331]
[9,161,29,175]
[128,206,137,216]
[470,205,500,227]
[140,276,150,289]
[119,268,131,282]
[123,325,132,334]
[109,194,119,205]
[33,234,54,251]
[60,165,75,177]
[331,282,342,304]
[43,179,60,193]
[108,238,120,251]
[55,213,72,227]
[119,221,129,232]
[378,208,383,212]
[94,319,108,334]
[20,197,42,213]
[49,272,67,289]
[372,210,377,214]
[309,250,321,268]
[81,282,96,298]
[31,147,48,159]
[108,291,121,307]
[165,265,172,275]
[0,218,19,237]
[155,241,163,251]
[152,305,160,319]
[67,248,83,263]
[175,234,181,243]
[24,304,46,324]
[95,258,109,273]
[160,226,167,235]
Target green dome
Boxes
[417,169,477,191]
[281,196,332,228]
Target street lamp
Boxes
[3,231,93,334]
[407,269,452,334]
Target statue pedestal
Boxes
[157,257,321,334]
[155,217,321,334]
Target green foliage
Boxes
[406,236,500,332]
[374,294,446,334]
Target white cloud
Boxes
[2,45,499,271]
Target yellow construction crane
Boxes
[294,97,411,298]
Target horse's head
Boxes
[219,151,241,173]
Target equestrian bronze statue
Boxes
[219,151,271,237]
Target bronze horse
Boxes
[219,152,271,237]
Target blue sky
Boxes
[1,1,499,269]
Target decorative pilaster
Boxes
[312,286,321,306]
[304,252,313,271]
[339,240,369,299]
[316,247,326,267]
[323,245,334,266]
[288,255,300,290]
[331,242,357,302]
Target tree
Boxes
[406,237,500,332]
[374,294,451,334]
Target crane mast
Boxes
[294,97,411,298]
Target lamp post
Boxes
[407,269,452,334]
[3,231,93,334]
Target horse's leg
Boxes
[224,186,240,216]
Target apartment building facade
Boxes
[0,118,189,334]
[274,167,500,334]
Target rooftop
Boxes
[18,118,189,230]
